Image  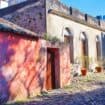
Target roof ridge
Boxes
[0,18,42,38]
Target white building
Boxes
[0,0,26,9]
[0,0,8,9]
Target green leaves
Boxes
[43,34,60,43]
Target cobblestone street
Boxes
[7,71,105,105]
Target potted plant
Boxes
[95,58,102,73]
[81,67,87,76]
[95,66,102,73]
[81,56,89,76]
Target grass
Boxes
[6,71,105,105]
[64,71,105,92]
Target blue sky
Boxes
[61,0,105,16]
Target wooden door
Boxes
[46,49,56,90]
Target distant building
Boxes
[0,0,8,9]
[0,0,26,9]
[96,15,102,20]
[96,15,105,20]
[103,15,105,20]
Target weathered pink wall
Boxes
[46,43,71,88]
[0,32,70,101]
[60,45,71,87]
[0,32,47,100]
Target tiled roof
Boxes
[0,18,42,38]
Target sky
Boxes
[61,0,105,17]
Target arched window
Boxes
[64,27,73,43]
[80,32,89,67]
[63,27,74,63]
[96,36,101,60]
[80,32,88,56]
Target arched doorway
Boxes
[80,32,89,68]
[96,36,101,60]
[63,27,74,63]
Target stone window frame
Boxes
[63,26,74,63]
[96,35,101,60]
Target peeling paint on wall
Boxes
[0,32,71,101]
[0,32,46,100]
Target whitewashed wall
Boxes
[47,13,102,64]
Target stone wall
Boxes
[71,7,85,21]
[87,15,99,27]
[100,20,105,30]
[2,0,46,35]
[46,0,70,15]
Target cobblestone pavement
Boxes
[7,72,105,105]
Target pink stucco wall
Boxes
[0,32,47,100]
[60,45,71,87]
[46,43,71,88]
[0,32,70,101]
